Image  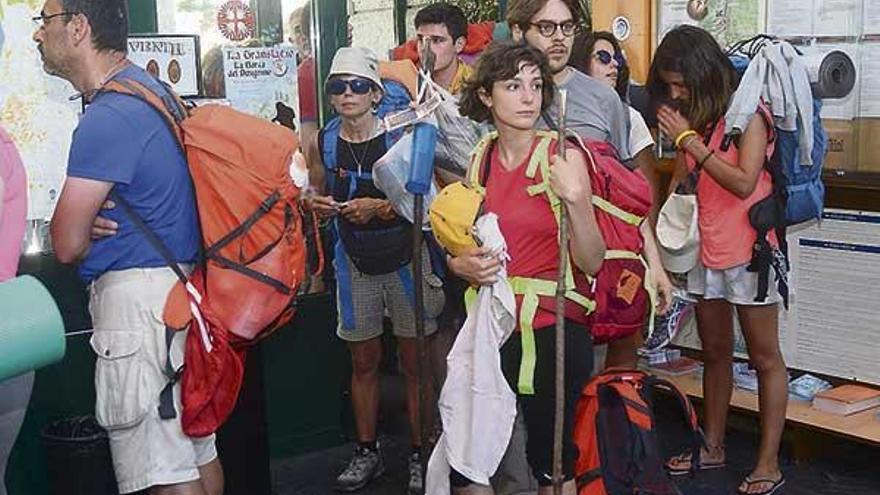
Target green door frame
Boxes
[314,0,349,124]
[128,0,157,33]
[394,0,407,45]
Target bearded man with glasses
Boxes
[508,0,632,165]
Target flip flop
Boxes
[736,475,786,495]
[664,451,726,476]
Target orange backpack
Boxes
[574,369,701,495]
[102,74,306,436]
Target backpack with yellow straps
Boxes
[430,131,652,393]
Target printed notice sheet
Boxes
[859,43,880,117]
[788,211,880,384]
[767,0,814,36]
[865,0,880,35]
[814,0,861,37]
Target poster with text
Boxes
[128,35,201,96]
[222,45,299,128]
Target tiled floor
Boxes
[271,376,880,495]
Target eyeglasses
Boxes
[529,20,578,38]
[325,78,374,95]
[32,11,75,27]
[594,49,626,67]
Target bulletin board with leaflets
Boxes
[646,0,880,386]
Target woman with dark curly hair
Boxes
[447,40,605,494]
[648,25,786,495]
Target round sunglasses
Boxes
[325,77,374,96]
[594,49,626,67]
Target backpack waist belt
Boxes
[465,277,595,395]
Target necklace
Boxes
[341,118,379,176]
[345,136,374,176]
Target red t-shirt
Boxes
[297,57,318,123]
[482,137,591,331]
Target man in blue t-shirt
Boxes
[34,1,222,494]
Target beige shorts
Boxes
[90,267,217,494]
[334,247,445,342]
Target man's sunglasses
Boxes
[529,20,578,38]
[325,78,374,95]
[594,49,626,68]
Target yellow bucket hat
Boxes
[428,182,483,257]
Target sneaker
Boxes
[407,451,424,495]
[336,444,385,492]
[642,290,694,351]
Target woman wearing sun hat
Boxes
[307,46,445,494]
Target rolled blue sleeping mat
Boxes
[0,275,66,381]
[406,121,438,195]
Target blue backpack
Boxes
[726,48,828,307]
[727,52,828,226]
[319,79,413,275]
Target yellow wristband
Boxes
[674,130,698,149]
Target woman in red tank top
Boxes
[447,41,606,493]
[648,26,787,495]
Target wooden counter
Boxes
[658,370,880,445]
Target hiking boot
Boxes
[407,451,424,495]
[336,444,384,492]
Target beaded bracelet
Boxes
[697,150,715,168]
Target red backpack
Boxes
[102,72,306,437]
[574,369,702,495]
[582,140,653,344]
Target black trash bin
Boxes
[41,416,119,495]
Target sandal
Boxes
[664,448,726,476]
[736,474,786,495]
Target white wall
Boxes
[349,0,432,59]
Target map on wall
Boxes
[0,0,79,220]
[658,0,765,49]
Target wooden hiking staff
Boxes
[552,88,569,495]
[410,41,437,495]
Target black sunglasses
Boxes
[594,49,626,67]
[325,78,374,96]
[529,20,578,38]
[32,11,75,26]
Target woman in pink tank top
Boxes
[648,26,787,495]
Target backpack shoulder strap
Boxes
[110,191,189,285]
[101,78,187,151]
[466,131,498,194]
[100,77,195,287]
[320,118,342,171]
[605,377,654,431]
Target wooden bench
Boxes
[657,370,880,446]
